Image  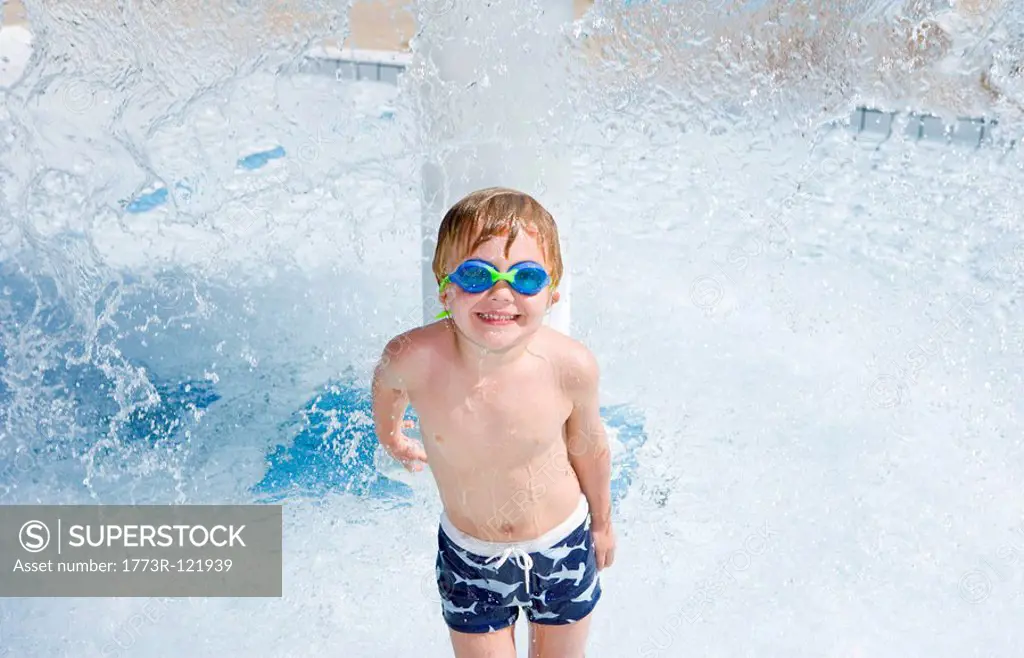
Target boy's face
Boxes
[440,228,559,351]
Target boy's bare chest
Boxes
[414,370,572,454]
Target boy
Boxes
[371,187,615,658]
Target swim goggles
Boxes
[436,259,551,319]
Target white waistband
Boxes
[440,495,589,558]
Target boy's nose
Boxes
[488,281,515,300]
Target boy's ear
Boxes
[550,290,561,305]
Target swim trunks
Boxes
[435,495,601,634]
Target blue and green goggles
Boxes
[436,259,551,319]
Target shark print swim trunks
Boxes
[435,495,602,634]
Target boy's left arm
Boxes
[564,347,616,570]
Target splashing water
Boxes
[1,0,1024,655]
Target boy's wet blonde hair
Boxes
[432,187,564,288]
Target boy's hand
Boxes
[591,523,616,570]
[385,420,429,472]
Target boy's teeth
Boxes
[480,313,514,320]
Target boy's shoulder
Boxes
[379,321,451,388]
[534,327,600,390]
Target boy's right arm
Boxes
[371,333,427,470]
[372,334,412,448]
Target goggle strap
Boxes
[437,274,452,319]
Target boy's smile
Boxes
[476,311,520,326]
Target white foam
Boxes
[0,23,32,88]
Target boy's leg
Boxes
[527,614,593,658]
[449,625,517,658]
[436,526,522,658]
[522,499,601,658]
